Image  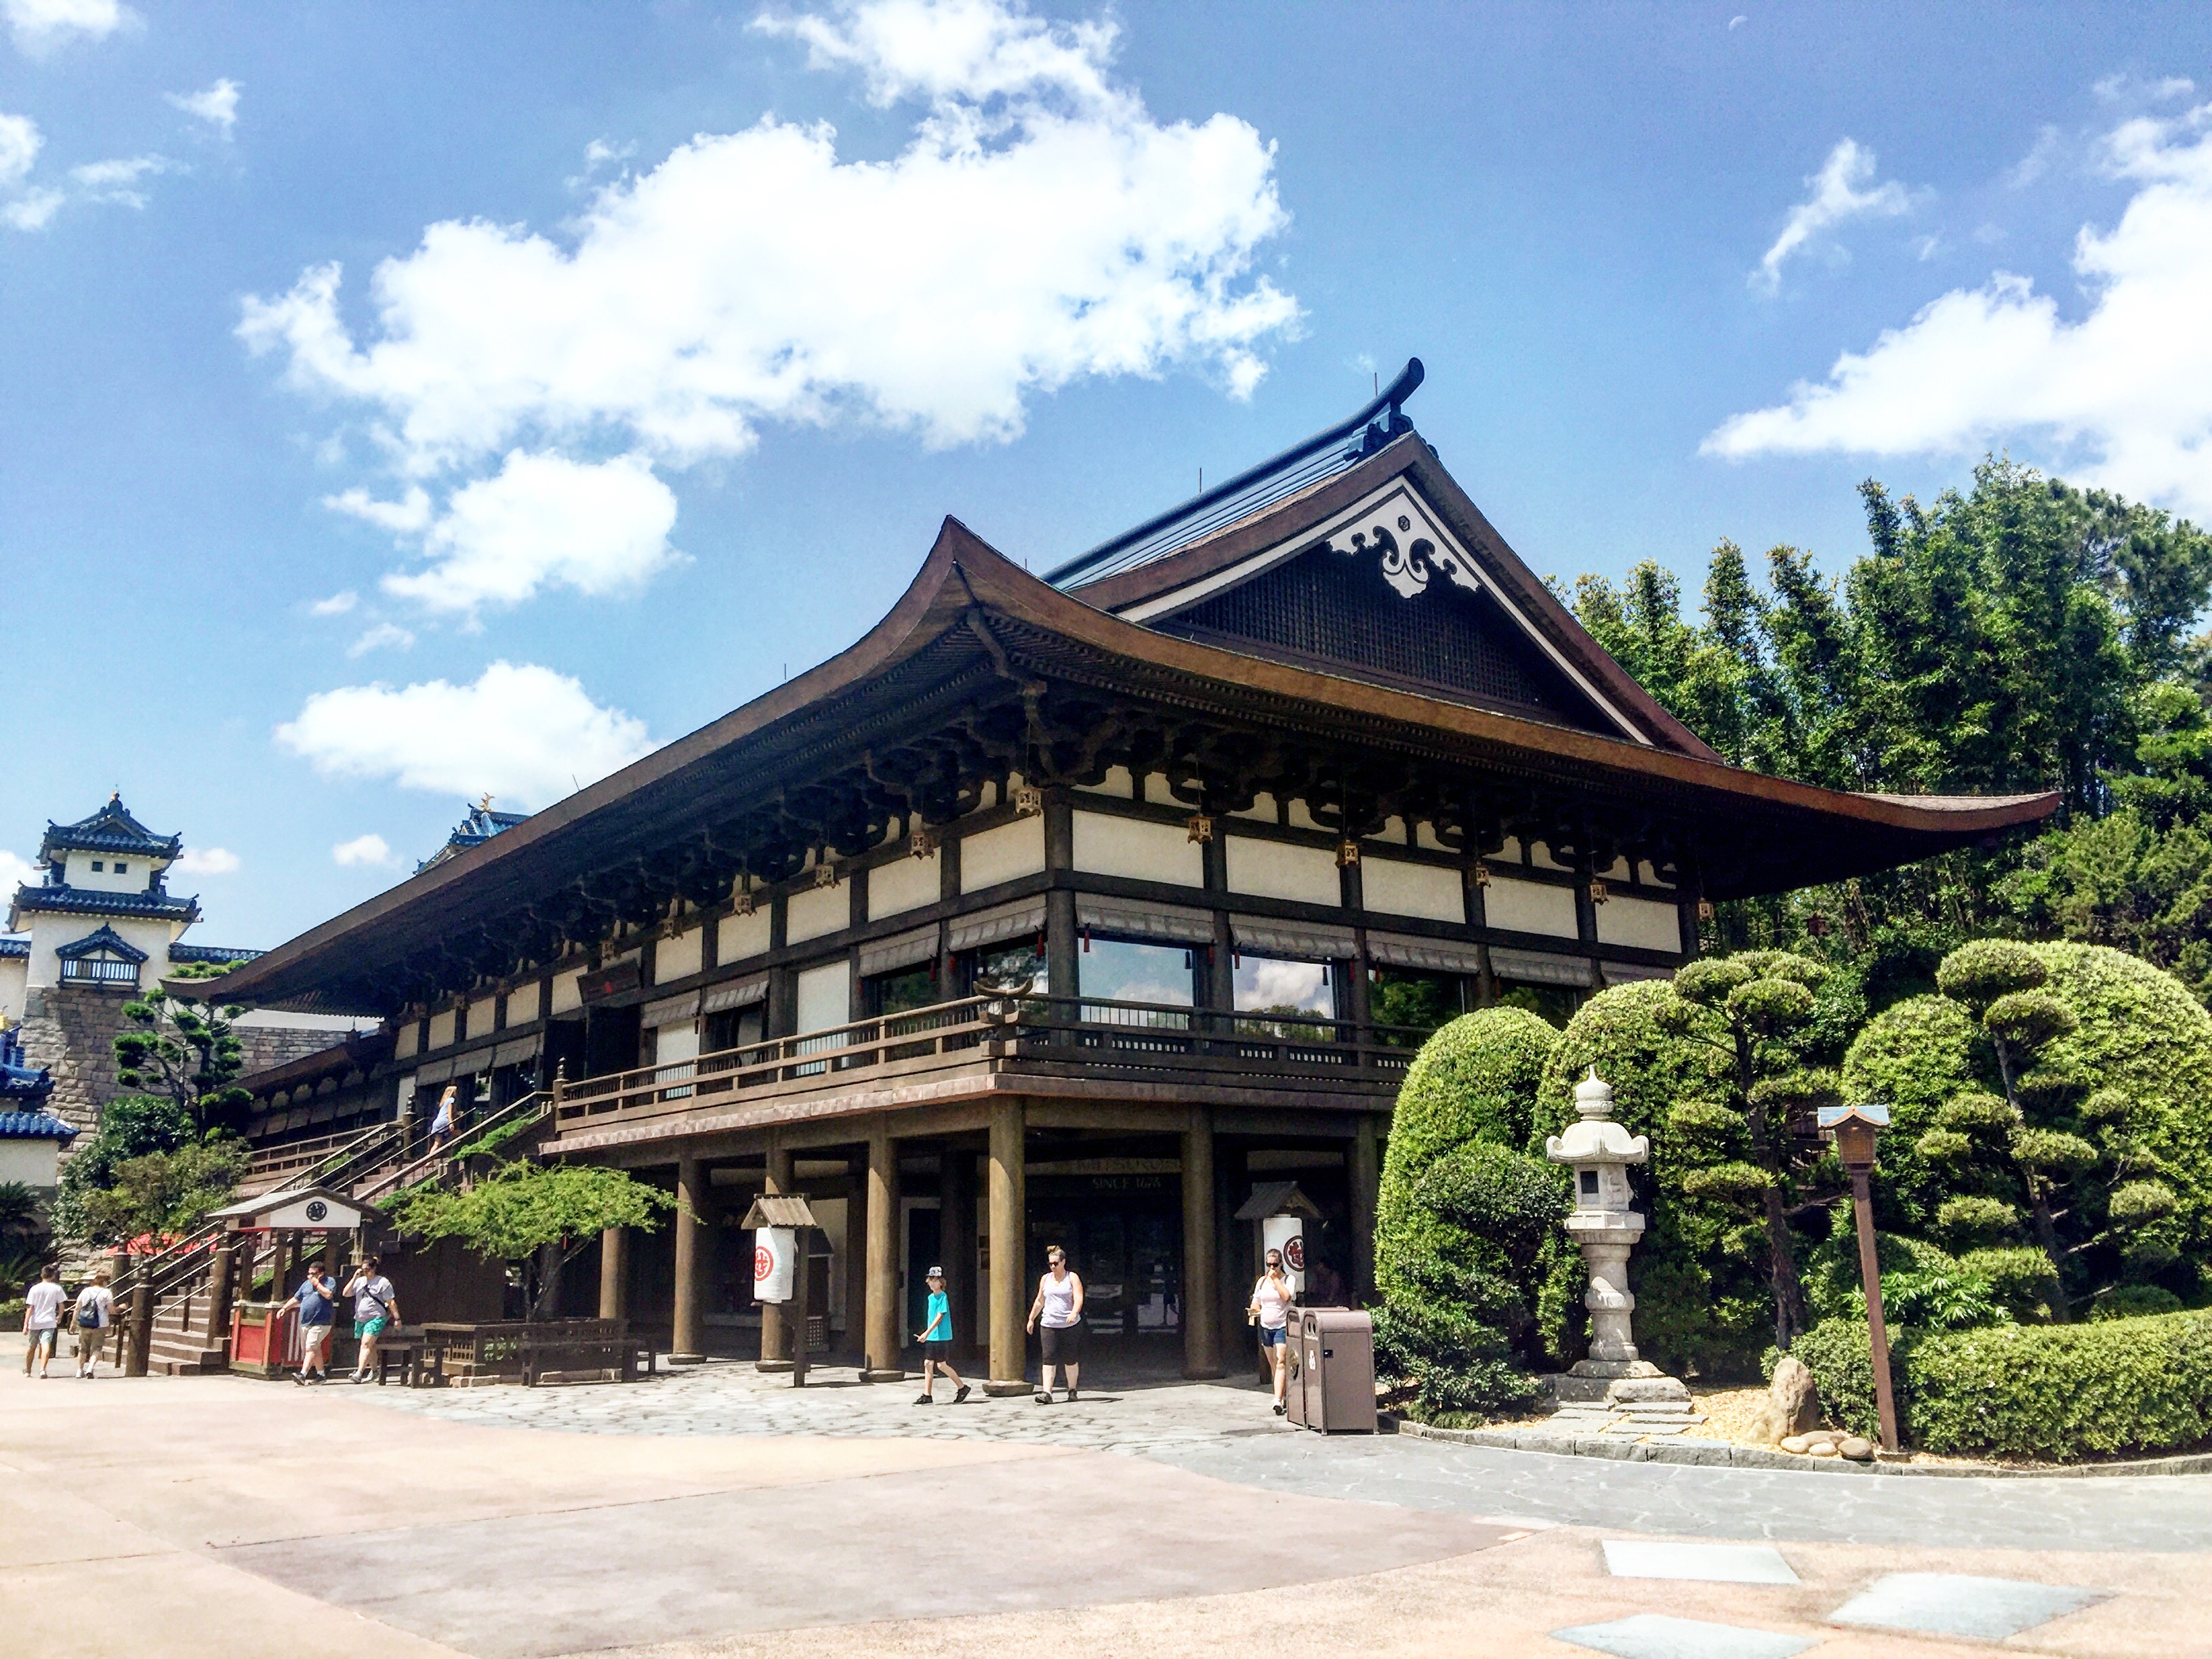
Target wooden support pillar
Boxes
[843,1147,868,1361]
[671,1156,707,1364]
[125,1256,153,1377]
[1044,790,1078,1000]
[271,1231,298,1307]
[758,1139,793,1368]
[985,1097,1028,1394]
[863,1125,903,1380]
[598,1226,628,1322]
[939,1145,977,1369]
[207,1240,237,1357]
[1349,1113,1382,1306]
[1181,1107,1223,1378]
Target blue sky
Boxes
[4,0,2210,950]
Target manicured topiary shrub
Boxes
[1793,1308,2212,1461]
[1373,1008,1565,1416]
[1536,979,1774,1379]
[1843,943,2212,1315]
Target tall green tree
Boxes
[114,970,253,1137]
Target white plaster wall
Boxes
[1074,766,1135,799]
[1531,843,1572,872]
[508,979,543,1023]
[1225,836,1339,907]
[1361,857,1464,922]
[1230,792,1276,823]
[1286,798,1324,832]
[718,907,772,965]
[652,1019,701,1065]
[1073,812,1204,887]
[0,1140,62,1187]
[657,926,704,983]
[53,856,163,895]
[796,961,851,1033]
[1596,895,1685,952]
[785,882,849,945]
[1483,878,1580,938]
[26,914,178,990]
[960,817,1046,892]
[427,1008,457,1050]
[868,854,939,921]
[0,957,25,1023]
[550,969,583,1015]
[394,1021,420,1060]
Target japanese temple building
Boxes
[212,365,2057,1387]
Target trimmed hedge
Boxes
[1793,1308,2212,1461]
[1373,1009,1563,1414]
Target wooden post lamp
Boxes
[1818,1103,1899,1453]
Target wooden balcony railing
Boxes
[551,994,1429,1137]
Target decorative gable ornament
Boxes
[1312,482,1486,602]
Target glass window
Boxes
[702,1004,764,1054]
[1232,953,1334,1017]
[867,963,939,1016]
[1371,968,1466,1043]
[1495,979,1583,1025]
[1078,938,1197,1008]
[963,939,1047,996]
[115,862,127,874]
[90,860,103,872]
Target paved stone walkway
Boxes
[355,1359,2212,1553]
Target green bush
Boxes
[1538,979,1770,1378]
[1843,943,2212,1305]
[1793,1309,2212,1460]
[1373,1009,1563,1415]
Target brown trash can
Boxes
[1286,1307,1376,1433]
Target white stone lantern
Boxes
[1544,1067,1654,1374]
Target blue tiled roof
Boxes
[7,883,200,924]
[170,943,262,964]
[0,1111,77,1141]
[55,924,148,964]
[39,794,182,861]
[417,801,531,873]
[0,938,26,959]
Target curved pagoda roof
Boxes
[209,379,2058,1017]
[7,884,201,930]
[39,794,182,863]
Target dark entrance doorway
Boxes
[1026,1160,1183,1372]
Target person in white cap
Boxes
[912,1266,969,1404]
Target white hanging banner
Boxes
[753,1227,797,1304]
[1263,1214,1307,1294]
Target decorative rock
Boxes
[1781,1433,1811,1454]
[1840,1437,1875,1460]
[1751,1355,1823,1446]
[1809,1441,1840,1458]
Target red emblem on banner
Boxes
[754,1244,773,1283]
[1282,1233,1307,1273]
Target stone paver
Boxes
[1828,1572,2106,1640]
[353,1360,2212,1554]
[1551,1613,1818,1659]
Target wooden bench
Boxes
[519,1326,653,1386]
[416,1319,654,1387]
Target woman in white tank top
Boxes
[1026,1246,1086,1403]
[1250,1248,1294,1415]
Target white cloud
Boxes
[377,450,680,617]
[275,660,655,809]
[167,79,240,137]
[69,153,175,209]
[1,186,60,230]
[175,846,240,876]
[309,590,359,616]
[1706,102,2212,522]
[0,112,37,186]
[346,621,415,657]
[1753,138,1914,293]
[0,848,34,892]
[326,485,432,533]
[5,0,133,56]
[237,0,1296,480]
[2007,124,2064,190]
[331,833,395,868]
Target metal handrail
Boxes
[352,1090,550,1204]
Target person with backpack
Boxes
[22,1265,64,1378]
[276,1261,340,1384]
[344,1256,401,1382]
[72,1269,115,1379]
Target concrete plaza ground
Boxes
[3,1357,2209,1658]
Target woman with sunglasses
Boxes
[1250,1247,1294,1416]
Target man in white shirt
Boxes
[73,1271,115,1379]
[22,1265,66,1379]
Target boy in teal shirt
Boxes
[913,1267,969,1404]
